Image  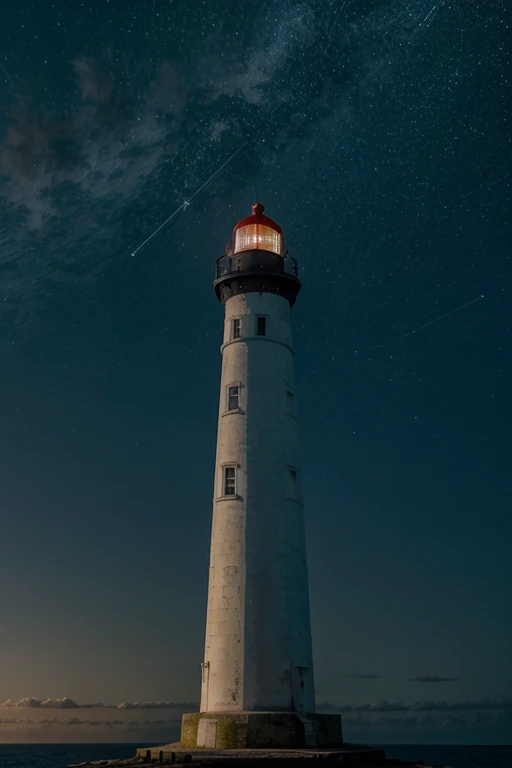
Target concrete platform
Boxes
[135,744,387,763]
[69,743,436,767]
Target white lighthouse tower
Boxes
[181,204,342,750]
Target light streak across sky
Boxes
[356,295,485,356]
[131,141,248,257]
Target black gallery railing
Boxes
[215,253,298,279]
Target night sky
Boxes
[0,0,510,746]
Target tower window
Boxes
[288,468,299,499]
[286,390,294,415]
[223,465,237,496]
[231,318,241,339]
[256,316,266,336]
[227,385,240,411]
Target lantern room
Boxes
[233,202,283,256]
[214,202,300,307]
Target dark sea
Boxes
[0,744,511,768]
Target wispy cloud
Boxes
[2,697,511,744]
[0,702,187,744]
[0,0,443,340]
[64,716,180,727]
[5,695,511,714]
[343,674,382,679]
[409,675,459,683]
[1,697,197,710]
[317,696,512,743]
[6,696,512,713]
[202,4,315,107]
[318,696,512,713]
[1,697,79,709]
[116,701,197,710]
[0,713,182,728]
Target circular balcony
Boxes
[214,249,301,307]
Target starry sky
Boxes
[0,0,510,746]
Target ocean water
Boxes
[0,743,510,768]
[0,743,151,768]
[381,744,512,768]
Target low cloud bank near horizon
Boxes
[408,675,459,683]
[344,674,382,679]
[116,701,198,710]
[1,698,511,745]
[0,703,184,745]
[3,695,511,713]
[317,696,512,713]
[1,698,197,710]
[1,697,81,709]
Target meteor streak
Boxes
[356,295,485,356]
[421,5,437,25]
[131,141,248,257]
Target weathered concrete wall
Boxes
[182,712,340,749]
[201,291,315,714]
[181,713,201,748]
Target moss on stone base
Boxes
[215,716,237,749]
[180,711,343,749]
[180,713,201,747]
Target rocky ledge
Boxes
[69,744,447,768]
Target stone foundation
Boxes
[180,712,342,749]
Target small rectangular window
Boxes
[257,316,266,336]
[231,318,241,339]
[288,468,298,499]
[286,390,294,415]
[223,465,236,496]
[228,385,240,411]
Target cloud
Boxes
[0,54,175,205]
[5,696,511,715]
[2,697,511,745]
[0,104,78,184]
[0,0,497,342]
[0,714,181,727]
[336,699,512,744]
[343,674,382,679]
[0,54,176,337]
[443,696,512,712]
[409,675,459,683]
[362,700,408,712]
[203,4,315,107]
[1,697,80,708]
[72,57,116,107]
[41,697,79,709]
[64,716,178,727]
[1,697,42,708]
[1,698,197,710]
[318,696,512,714]
[0,54,185,213]
[1,697,79,708]
[147,60,189,124]
[116,701,197,710]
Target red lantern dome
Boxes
[233,203,283,256]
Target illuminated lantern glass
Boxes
[233,204,283,256]
[234,224,282,255]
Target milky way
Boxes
[1,0,507,342]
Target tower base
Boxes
[180,712,342,750]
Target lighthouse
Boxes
[181,204,342,750]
